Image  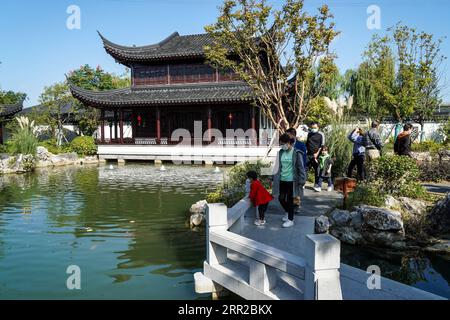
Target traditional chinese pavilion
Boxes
[0,99,24,144]
[70,32,275,163]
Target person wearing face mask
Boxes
[272,133,307,228]
[306,122,325,190]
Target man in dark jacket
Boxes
[394,123,413,157]
[364,121,384,162]
[306,122,325,189]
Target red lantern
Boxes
[228,113,233,127]
[137,115,142,126]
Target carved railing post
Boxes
[304,234,342,300]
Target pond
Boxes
[0,164,223,299]
[0,164,448,299]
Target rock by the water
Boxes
[36,146,51,162]
[330,226,363,245]
[362,230,406,246]
[330,209,352,227]
[427,194,450,236]
[190,200,208,214]
[360,206,404,231]
[315,215,331,234]
[190,213,205,228]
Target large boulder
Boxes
[359,206,404,231]
[190,200,208,214]
[329,209,352,227]
[330,226,363,245]
[427,194,450,236]
[315,215,331,234]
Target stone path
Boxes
[423,182,450,195]
[242,182,342,257]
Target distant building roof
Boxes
[19,102,75,116]
[0,99,24,118]
[98,31,218,66]
[69,81,253,108]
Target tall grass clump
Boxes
[10,116,39,156]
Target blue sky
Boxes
[1,0,449,107]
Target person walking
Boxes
[306,122,325,190]
[272,133,306,228]
[364,121,384,162]
[347,127,366,180]
[394,123,413,157]
[247,171,273,227]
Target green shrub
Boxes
[347,184,387,208]
[411,140,444,155]
[323,115,354,177]
[366,155,424,197]
[68,136,97,156]
[349,155,429,208]
[38,139,63,154]
[418,157,450,182]
[206,160,271,207]
[0,144,8,154]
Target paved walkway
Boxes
[423,182,450,195]
[242,183,342,257]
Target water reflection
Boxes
[0,164,222,299]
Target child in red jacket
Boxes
[247,171,274,226]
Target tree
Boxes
[204,0,339,132]
[36,82,75,145]
[67,65,130,136]
[360,24,446,137]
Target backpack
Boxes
[362,132,373,148]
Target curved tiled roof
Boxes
[98,31,218,65]
[69,81,254,108]
[0,100,24,118]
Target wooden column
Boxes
[207,107,212,142]
[119,108,124,144]
[156,108,161,143]
[114,110,118,143]
[251,107,257,146]
[100,109,105,143]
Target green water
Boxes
[0,164,223,299]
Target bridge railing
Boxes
[203,200,342,300]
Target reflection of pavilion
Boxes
[70,32,277,163]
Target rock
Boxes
[359,206,404,231]
[349,211,363,229]
[330,209,352,227]
[330,226,363,245]
[50,152,79,166]
[424,240,450,255]
[190,213,205,228]
[315,215,331,234]
[190,200,208,214]
[427,194,450,236]
[36,146,52,161]
[411,152,433,163]
[385,196,401,209]
[362,230,406,247]
[398,197,429,216]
